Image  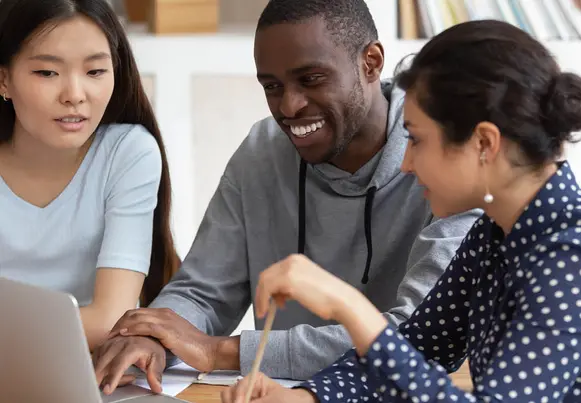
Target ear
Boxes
[472,121,501,163]
[361,41,384,84]
[0,66,9,97]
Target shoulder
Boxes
[517,205,581,292]
[427,209,483,238]
[523,177,581,267]
[224,116,298,184]
[514,211,581,327]
[92,124,162,188]
[96,123,161,161]
[533,209,581,268]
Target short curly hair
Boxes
[257,0,378,60]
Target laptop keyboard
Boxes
[99,384,152,402]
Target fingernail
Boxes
[120,328,128,334]
[103,385,110,394]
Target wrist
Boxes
[213,335,241,371]
[294,388,319,403]
[332,285,367,323]
[333,287,388,356]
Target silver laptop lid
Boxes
[0,277,104,403]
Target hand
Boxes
[108,308,239,372]
[255,254,357,321]
[220,372,317,403]
[575,0,581,9]
[93,335,166,395]
[256,254,388,356]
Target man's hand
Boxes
[93,335,166,395]
[109,308,241,372]
[220,372,317,403]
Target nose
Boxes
[400,142,414,174]
[279,87,308,118]
[59,76,86,106]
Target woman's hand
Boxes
[255,254,356,321]
[220,372,317,403]
[255,254,389,356]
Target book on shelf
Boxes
[397,0,581,40]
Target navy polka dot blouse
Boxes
[299,161,581,402]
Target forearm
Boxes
[335,287,389,357]
[80,305,122,351]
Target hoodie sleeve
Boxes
[385,210,481,327]
[149,173,251,339]
[238,210,480,380]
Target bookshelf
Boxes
[397,0,581,40]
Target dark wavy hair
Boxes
[396,19,581,168]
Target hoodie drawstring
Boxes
[361,185,376,284]
[297,160,376,284]
[298,159,307,254]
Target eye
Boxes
[301,74,324,85]
[404,133,419,146]
[33,70,57,78]
[262,82,282,93]
[88,69,108,77]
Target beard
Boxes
[321,79,368,163]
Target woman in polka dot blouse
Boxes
[222,20,581,403]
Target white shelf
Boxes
[127,25,581,77]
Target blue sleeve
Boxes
[96,126,162,275]
[298,348,377,402]
[298,232,581,402]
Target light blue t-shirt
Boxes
[0,124,162,306]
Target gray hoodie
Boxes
[150,81,479,380]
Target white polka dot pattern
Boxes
[298,162,581,402]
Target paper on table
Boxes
[131,362,199,397]
[130,362,301,397]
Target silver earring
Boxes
[1,93,7,102]
[480,152,494,204]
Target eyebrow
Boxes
[257,62,331,80]
[28,52,111,63]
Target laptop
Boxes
[0,277,188,402]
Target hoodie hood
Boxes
[297,79,408,283]
[310,79,407,197]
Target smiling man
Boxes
[93,0,479,393]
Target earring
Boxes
[480,152,494,204]
[1,93,7,102]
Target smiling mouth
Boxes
[289,119,326,138]
[56,117,87,123]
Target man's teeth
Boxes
[60,117,83,123]
[290,120,325,137]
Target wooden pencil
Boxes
[243,300,278,403]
